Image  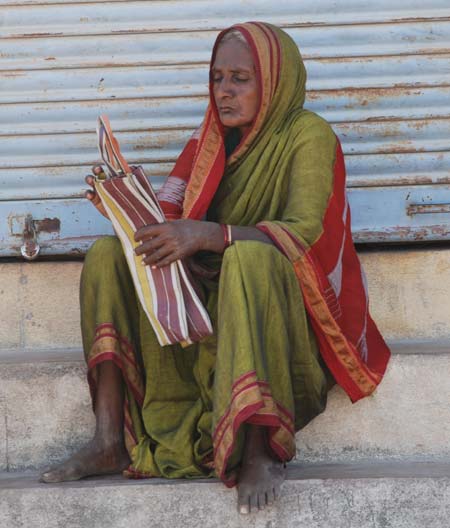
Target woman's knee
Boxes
[221,240,293,284]
[223,240,282,266]
[84,236,125,269]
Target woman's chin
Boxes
[219,116,238,128]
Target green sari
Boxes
[81,23,356,486]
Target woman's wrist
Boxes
[220,224,233,250]
[199,221,227,253]
[196,222,273,254]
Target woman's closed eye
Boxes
[233,76,249,83]
[213,75,249,84]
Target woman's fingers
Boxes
[92,165,104,176]
[135,235,165,257]
[84,188,109,218]
[85,189,98,203]
[134,223,166,243]
[142,244,175,267]
[135,224,181,267]
[136,236,180,267]
[85,175,95,187]
[134,220,202,267]
[84,166,109,218]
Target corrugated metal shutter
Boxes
[1,0,449,257]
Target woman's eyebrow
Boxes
[212,66,252,74]
[230,68,252,74]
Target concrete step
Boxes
[0,347,449,472]
[1,247,450,353]
[1,461,449,528]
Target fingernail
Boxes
[151,265,157,270]
[239,506,249,515]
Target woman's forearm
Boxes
[200,222,273,253]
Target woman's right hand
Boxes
[85,165,109,219]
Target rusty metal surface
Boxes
[1,1,449,39]
[407,203,450,215]
[1,1,450,257]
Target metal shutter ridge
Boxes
[1,0,449,257]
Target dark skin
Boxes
[40,38,286,515]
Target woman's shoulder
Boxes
[289,109,336,140]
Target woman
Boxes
[40,22,390,514]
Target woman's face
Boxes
[212,39,259,136]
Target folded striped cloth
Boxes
[94,115,213,347]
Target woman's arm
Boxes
[134,220,272,268]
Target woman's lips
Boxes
[219,107,234,113]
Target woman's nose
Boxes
[216,77,234,98]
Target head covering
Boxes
[180,22,307,219]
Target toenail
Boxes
[239,505,249,515]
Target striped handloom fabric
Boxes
[94,115,213,347]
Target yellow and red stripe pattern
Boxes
[94,116,213,347]
[213,371,296,487]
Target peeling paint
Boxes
[34,218,61,233]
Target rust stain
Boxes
[35,217,61,233]
[411,120,429,130]
[347,177,432,188]
[12,33,64,38]
[133,144,152,151]
[309,86,425,105]
[407,203,450,216]
[354,224,449,243]
[2,72,25,78]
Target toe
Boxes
[238,499,250,515]
[257,492,266,511]
[237,492,250,515]
[39,470,60,483]
[266,489,275,506]
[273,486,280,501]
[239,504,250,515]
[249,492,258,513]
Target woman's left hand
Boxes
[134,219,214,268]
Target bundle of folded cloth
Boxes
[94,115,213,347]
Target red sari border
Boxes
[213,370,295,487]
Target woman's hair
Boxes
[218,28,249,48]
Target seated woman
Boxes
[40,22,390,514]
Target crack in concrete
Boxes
[4,399,9,472]
[18,262,25,349]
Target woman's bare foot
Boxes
[40,361,130,483]
[237,425,286,514]
[39,439,130,483]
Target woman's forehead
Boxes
[212,40,255,71]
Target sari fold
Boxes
[257,139,390,402]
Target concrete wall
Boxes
[1,247,449,355]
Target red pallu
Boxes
[257,140,391,402]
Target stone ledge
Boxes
[1,462,449,528]
[0,354,449,472]
[0,339,449,364]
